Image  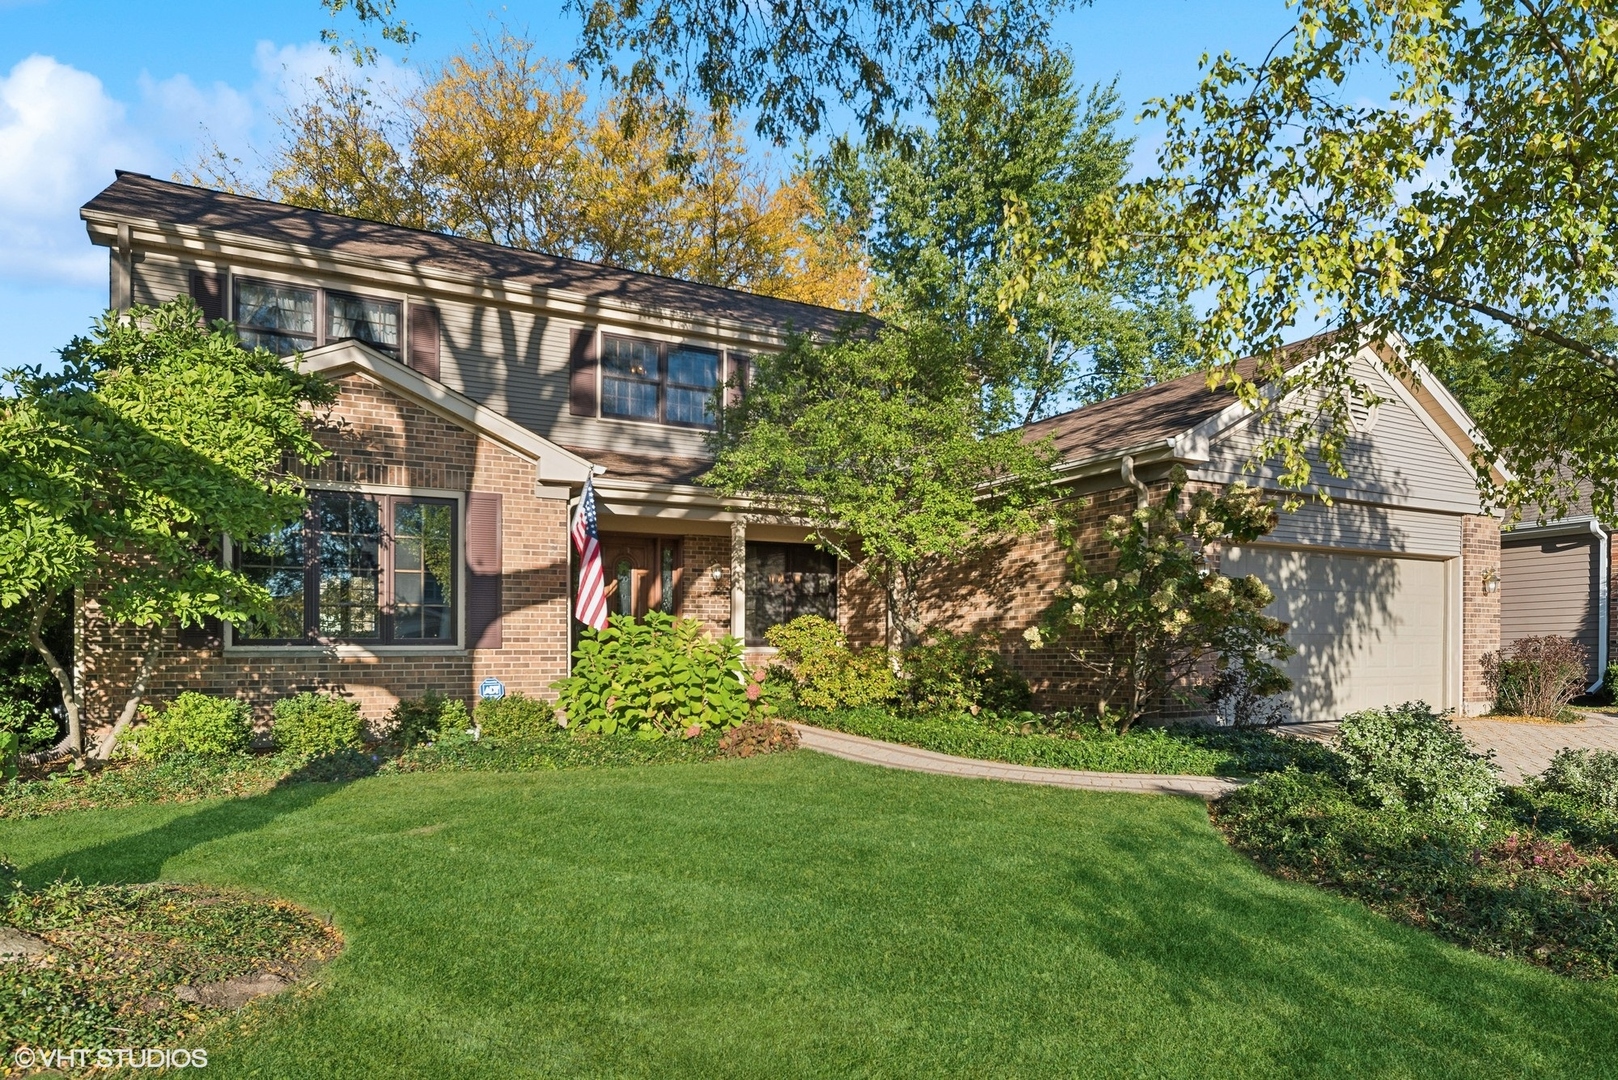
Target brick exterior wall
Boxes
[80,373,572,732]
[1461,514,1502,714]
[679,533,733,636]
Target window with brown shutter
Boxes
[570,327,599,416]
[189,270,226,324]
[407,304,441,380]
[465,492,502,649]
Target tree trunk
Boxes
[26,586,83,764]
[885,564,925,652]
[89,625,163,762]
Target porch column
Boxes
[730,520,747,644]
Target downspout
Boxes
[1593,520,1611,695]
[1120,455,1150,510]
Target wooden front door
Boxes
[598,534,683,618]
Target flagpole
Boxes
[567,489,582,671]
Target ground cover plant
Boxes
[789,705,1335,777]
[1,873,341,1056]
[2,755,1616,1078]
[1216,706,1618,978]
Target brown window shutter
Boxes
[465,492,503,649]
[190,271,225,324]
[177,617,221,648]
[569,327,598,416]
[408,304,441,380]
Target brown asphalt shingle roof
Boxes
[82,172,866,336]
[565,446,712,486]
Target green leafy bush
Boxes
[765,615,896,710]
[0,691,59,755]
[555,612,767,739]
[1334,702,1499,826]
[1482,635,1589,719]
[1535,748,1618,815]
[900,630,1031,715]
[271,693,365,757]
[386,691,472,747]
[474,692,555,740]
[1216,768,1618,979]
[129,693,252,761]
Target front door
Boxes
[598,534,683,618]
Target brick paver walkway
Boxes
[1279,712,1618,784]
[789,723,1244,800]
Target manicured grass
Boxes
[3,754,1616,1078]
[792,705,1335,776]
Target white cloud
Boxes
[252,40,419,111]
[0,55,153,284]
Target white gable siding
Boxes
[1196,353,1483,515]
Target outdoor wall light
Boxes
[711,566,725,582]
[1481,566,1501,595]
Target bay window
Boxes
[234,491,456,646]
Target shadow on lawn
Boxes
[18,775,354,888]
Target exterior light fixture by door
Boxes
[711,566,725,582]
[1481,566,1500,595]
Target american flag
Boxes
[571,478,610,630]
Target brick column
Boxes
[1461,514,1502,715]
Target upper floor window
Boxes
[234,279,401,359]
[236,280,316,356]
[233,491,456,646]
[601,333,721,429]
[327,291,401,356]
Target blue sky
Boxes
[0,0,1304,368]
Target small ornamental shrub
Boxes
[1203,659,1292,728]
[271,693,365,757]
[765,615,897,710]
[554,612,767,739]
[717,720,800,758]
[387,691,473,747]
[1482,635,1589,720]
[1334,702,1499,826]
[1535,748,1618,815]
[474,692,555,740]
[0,691,59,755]
[899,630,1031,716]
[130,692,252,760]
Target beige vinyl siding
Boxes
[130,253,192,307]
[1500,534,1601,680]
[1200,355,1482,514]
[1266,499,1462,557]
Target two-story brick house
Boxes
[76,172,1501,729]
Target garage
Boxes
[1223,545,1454,725]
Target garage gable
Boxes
[1193,348,1483,516]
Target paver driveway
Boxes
[1283,712,1618,784]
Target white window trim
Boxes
[223,482,468,657]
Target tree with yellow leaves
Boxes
[194,32,866,310]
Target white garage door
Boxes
[1223,545,1452,725]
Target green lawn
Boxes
[3,752,1616,1078]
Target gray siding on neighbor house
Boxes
[1199,354,1482,515]
[1260,498,1462,557]
[1501,533,1602,679]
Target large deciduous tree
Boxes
[1131,0,1618,518]
[820,53,1194,420]
[201,32,868,310]
[702,323,1059,649]
[0,298,332,762]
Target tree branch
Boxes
[26,584,82,762]
[90,624,164,762]
[1395,276,1618,374]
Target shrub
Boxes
[1482,635,1589,719]
[1535,748,1618,815]
[899,630,1031,715]
[1334,702,1499,826]
[765,615,897,710]
[130,693,252,760]
[555,612,768,739]
[0,691,59,755]
[386,691,473,747]
[1203,658,1292,728]
[271,693,365,757]
[474,692,555,740]
[717,720,800,758]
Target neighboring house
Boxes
[853,335,1504,724]
[76,172,1502,729]
[1498,478,1612,693]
